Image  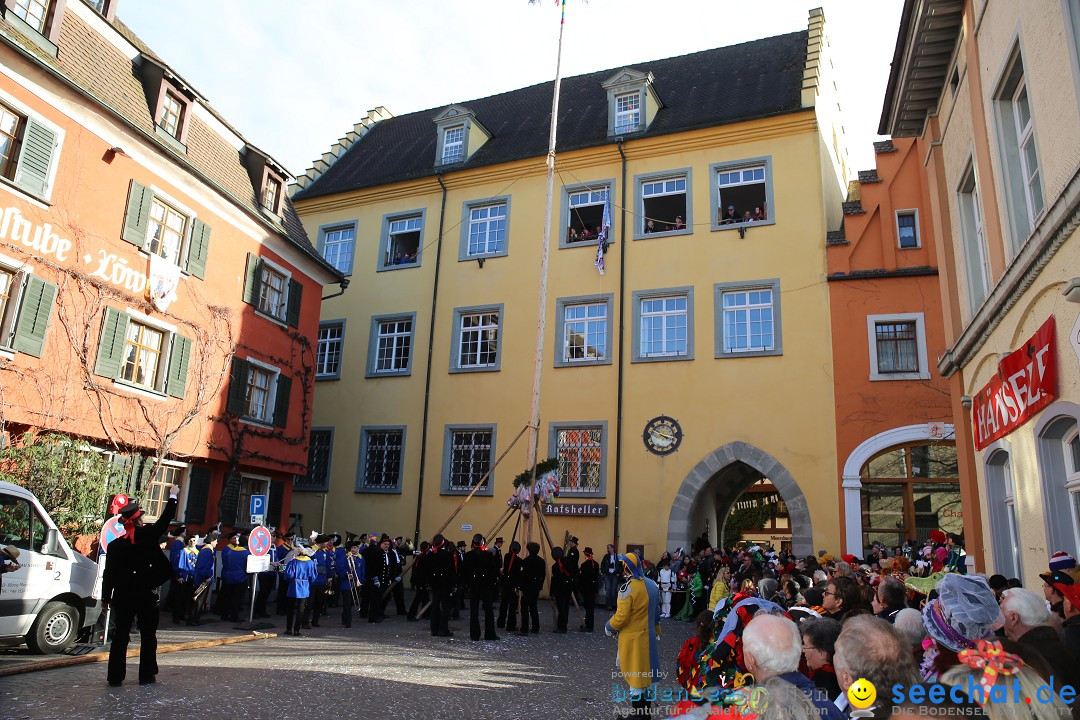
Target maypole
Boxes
[524,0,569,547]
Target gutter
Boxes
[413,173,449,548]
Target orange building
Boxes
[826,138,965,561]
[0,1,342,531]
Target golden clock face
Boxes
[643,416,682,455]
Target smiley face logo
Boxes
[847,678,877,709]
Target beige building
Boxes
[881,0,1080,583]
[291,11,852,559]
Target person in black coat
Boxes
[497,540,523,631]
[407,541,431,621]
[551,546,574,633]
[578,547,600,632]
[519,541,545,635]
[461,533,500,641]
[366,534,395,623]
[427,534,457,637]
[101,484,180,686]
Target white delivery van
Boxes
[0,480,102,653]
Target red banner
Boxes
[972,317,1057,450]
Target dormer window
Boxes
[433,105,490,167]
[614,92,641,134]
[158,91,184,139]
[603,69,662,138]
[13,0,50,33]
[262,175,282,214]
[442,126,464,164]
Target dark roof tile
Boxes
[296,31,808,200]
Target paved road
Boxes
[0,603,690,720]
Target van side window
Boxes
[0,495,31,551]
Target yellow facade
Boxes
[293,22,848,560]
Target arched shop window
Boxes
[859,442,961,551]
[1036,416,1080,556]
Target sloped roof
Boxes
[296,30,809,201]
[0,8,338,278]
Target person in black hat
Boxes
[309,534,332,626]
[497,540,522,632]
[579,547,599,632]
[551,547,573,633]
[102,483,180,686]
[366,534,394,623]
[453,540,467,619]
[339,540,364,627]
[461,533,499,641]
[519,542,545,635]
[566,536,582,608]
[427,534,457,637]
[1040,569,1075,620]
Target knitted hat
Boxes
[1049,551,1077,572]
[921,574,1003,652]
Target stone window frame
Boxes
[356,425,407,494]
[440,423,496,496]
[366,311,417,378]
[553,293,614,368]
[709,156,776,231]
[458,195,511,261]
[714,279,783,359]
[547,420,608,498]
[630,286,694,364]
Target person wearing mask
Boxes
[102,485,180,686]
[605,552,661,718]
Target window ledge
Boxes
[365,369,412,379]
[460,251,507,262]
[712,219,776,232]
[376,262,421,273]
[239,417,274,430]
[632,354,693,364]
[441,487,494,497]
[315,373,342,382]
[869,371,930,382]
[717,349,782,359]
[0,175,51,207]
[634,229,691,241]
[154,126,188,154]
[355,486,403,495]
[555,357,612,368]
[4,13,58,57]
[562,239,606,250]
[557,492,607,499]
[112,379,168,400]
[253,308,288,328]
[0,347,14,361]
[449,365,500,375]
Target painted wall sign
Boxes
[541,503,608,517]
[972,316,1057,451]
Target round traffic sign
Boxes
[99,515,126,551]
[248,526,272,557]
[108,493,129,516]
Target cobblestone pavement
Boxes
[0,602,690,720]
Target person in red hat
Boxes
[1053,582,1080,662]
[101,481,180,686]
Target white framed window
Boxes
[614,92,641,134]
[378,211,423,270]
[442,125,464,164]
[227,355,289,427]
[553,425,604,495]
[262,175,282,214]
[373,316,413,374]
[94,307,191,397]
[245,364,274,421]
[158,91,184,140]
[242,253,301,327]
[144,463,186,520]
[633,290,692,361]
[450,304,502,373]
[442,425,495,495]
[958,166,991,310]
[994,49,1044,252]
[564,184,611,246]
[557,298,610,365]
[866,312,930,381]
[1067,428,1080,553]
[13,0,51,33]
[316,321,344,379]
[722,289,774,353]
[0,95,61,199]
[147,196,188,265]
[637,171,690,237]
[896,210,920,249]
[985,448,1021,582]
[357,427,406,493]
[458,312,499,368]
[459,198,509,260]
[318,223,356,274]
[120,319,165,389]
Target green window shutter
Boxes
[13,117,57,197]
[130,454,150,494]
[267,480,285,530]
[184,219,211,280]
[93,307,130,379]
[121,180,153,248]
[272,374,292,428]
[285,278,303,327]
[219,472,242,527]
[12,275,58,357]
[108,454,134,501]
[165,333,192,398]
[226,357,249,416]
[243,253,263,306]
[184,466,212,525]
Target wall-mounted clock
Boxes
[643,415,682,455]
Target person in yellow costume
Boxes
[606,552,661,717]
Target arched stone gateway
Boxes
[665,442,813,557]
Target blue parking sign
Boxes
[250,494,266,518]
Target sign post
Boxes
[250,494,266,526]
[238,525,274,630]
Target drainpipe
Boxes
[321,277,350,301]
[614,138,627,552]
[413,173,449,548]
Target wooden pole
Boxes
[482,506,514,544]
[524,0,569,477]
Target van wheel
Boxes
[27,601,79,654]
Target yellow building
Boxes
[291,10,848,560]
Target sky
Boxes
[117,0,905,180]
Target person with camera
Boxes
[101,482,180,687]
